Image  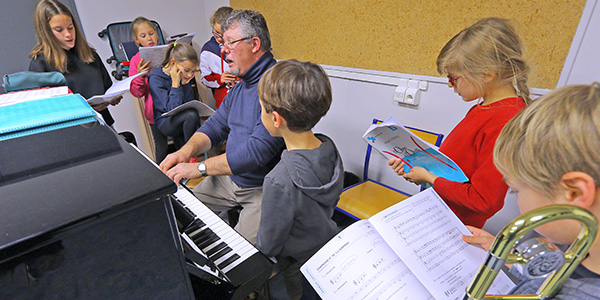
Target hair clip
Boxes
[173,42,177,47]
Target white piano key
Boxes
[173,186,257,272]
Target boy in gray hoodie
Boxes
[256,59,344,299]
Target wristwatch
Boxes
[197,161,208,177]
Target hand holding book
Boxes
[362,117,468,183]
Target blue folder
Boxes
[0,94,97,141]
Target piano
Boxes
[171,186,274,299]
[0,123,195,299]
[128,136,274,299]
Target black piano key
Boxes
[205,242,227,256]
[184,223,201,235]
[218,254,241,270]
[211,246,233,261]
[184,220,206,235]
[197,235,220,249]
[191,228,216,243]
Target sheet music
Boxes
[139,44,169,69]
[370,189,515,300]
[86,72,146,105]
[300,219,435,300]
[163,100,215,117]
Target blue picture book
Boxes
[362,117,468,183]
[0,94,97,141]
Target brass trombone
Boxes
[463,205,598,300]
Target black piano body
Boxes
[0,123,195,299]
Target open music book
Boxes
[362,117,468,182]
[300,188,515,300]
[163,100,215,117]
[86,72,146,105]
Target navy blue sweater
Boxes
[148,66,195,129]
[198,52,284,187]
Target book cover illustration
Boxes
[362,117,468,183]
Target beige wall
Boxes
[231,0,586,89]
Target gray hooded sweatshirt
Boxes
[509,264,600,299]
[256,134,344,263]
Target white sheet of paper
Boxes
[86,72,146,105]
[0,86,69,108]
[301,220,435,300]
[370,189,515,300]
[139,44,169,68]
[163,100,215,118]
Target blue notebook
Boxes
[0,94,97,141]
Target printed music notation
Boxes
[301,188,515,300]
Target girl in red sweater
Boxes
[389,17,531,228]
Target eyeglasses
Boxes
[224,36,253,50]
[212,29,223,39]
[448,75,460,87]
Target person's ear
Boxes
[251,37,261,54]
[558,171,597,209]
[272,111,285,129]
[482,73,496,83]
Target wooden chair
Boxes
[336,119,444,220]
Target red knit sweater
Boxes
[434,97,526,228]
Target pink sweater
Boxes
[433,97,526,228]
[129,52,154,124]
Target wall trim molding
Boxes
[321,64,551,97]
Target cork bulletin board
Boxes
[230,0,586,89]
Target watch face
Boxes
[197,162,206,176]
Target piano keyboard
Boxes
[172,185,272,286]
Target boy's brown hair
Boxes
[210,6,233,26]
[494,83,600,198]
[258,59,332,132]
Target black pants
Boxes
[158,108,201,151]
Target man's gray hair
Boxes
[222,10,271,52]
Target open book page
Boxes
[301,219,435,300]
[369,188,515,300]
[139,44,169,69]
[362,117,468,182]
[0,86,70,108]
[86,72,146,105]
[163,100,215,117]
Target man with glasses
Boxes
[160,10,284,245]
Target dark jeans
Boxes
[150,124,168,164]
[158,108,201,150]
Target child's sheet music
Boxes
[301,219,435,300]
[139,44,169,69]
[86,72,146,105]
[301,188,515,300]
[163,100,215,118]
